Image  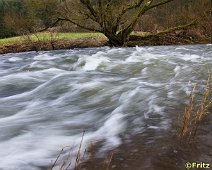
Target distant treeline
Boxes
[0,0,211,38]
[0,0,58,38]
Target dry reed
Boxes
[178,73,212,142]
[49,131,113,170]
[48,131,85,170]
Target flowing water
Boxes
[0,45,211,170]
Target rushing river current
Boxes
[0,45,211,170]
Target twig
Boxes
[75,131,86,170]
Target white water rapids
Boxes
[0,45,211,170]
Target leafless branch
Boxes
[146,0,174,11]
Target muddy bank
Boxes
[128,31,211,46]
[80,113,212,170]
[0,32,211,54]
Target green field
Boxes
[0,32,103,44]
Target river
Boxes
[0,44,211,170]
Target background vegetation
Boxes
[0,0,211,39]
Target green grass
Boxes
[0,32,103,44]
[0,36,20,44]
[58,32,102,39]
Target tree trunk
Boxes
[104,31,126,46]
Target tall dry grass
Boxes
[178,73,212,142]
[48,131,113,170]
[48,131,85,170]
[19,31,60,51]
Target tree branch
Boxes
[144,10,211,38]
[146,0,174,11]
[117,0,153,37]
[117,0,173,38]
[80,0,99,22]
[39,17,101,33]
[133,17,201,39]
[153,19,198,36]
[39,19,62,32]
[116,0,145,26]
[59,17,101,32]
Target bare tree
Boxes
[56,0,175,46]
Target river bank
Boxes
[0,36,107,54]
[0,31,211,54]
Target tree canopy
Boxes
[57,0,175,46]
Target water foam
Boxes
[8,57,23,62]
[77,52,110,71]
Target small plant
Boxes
[177,73,212,142]
[19,31,60,50]
[49,131,85,170]
[49,131,113,170]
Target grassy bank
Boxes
[0,31,210,54]
[0,32,107,54]
[0,32,102,44]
